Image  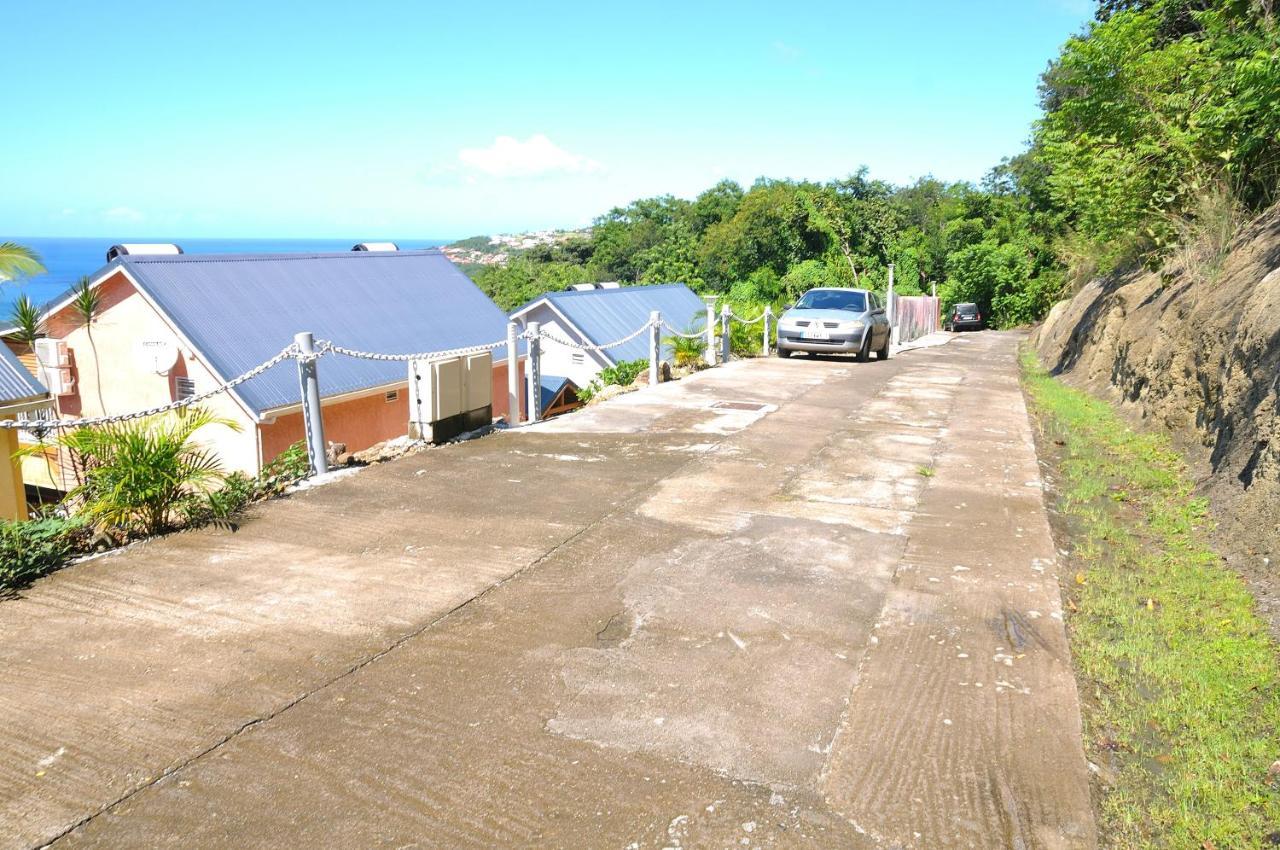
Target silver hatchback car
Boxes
[776,287,892,361]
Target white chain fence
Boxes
[0,344,301,434]
[1,308,773,436]
[728,310,767,325]
[661,322,707,339]
[319,338,508,363]
[529,319,657,352]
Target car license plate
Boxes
[802,327,828,340]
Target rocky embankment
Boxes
[1033,206,1280,630]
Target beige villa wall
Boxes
[41,272,262,479]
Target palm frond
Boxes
[0,242,45,282]
[7,295,44,346]
[70,276,100,325]
[38,406,239,538]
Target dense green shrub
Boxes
[22,407,239,540]
[259,441,310,493]
[577,359,649,403]
[663,330,707,369]
[0,517,81,592]
[181,471,260,528]
[598,359,647,387]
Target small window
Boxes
[385,390,400,403]
[16,405,54,423]
[175,376,196,400]
[571,352,585,365]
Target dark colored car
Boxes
[946,302,983,331]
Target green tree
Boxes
[70,277,107,412]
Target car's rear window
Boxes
[955,303,978,314]
[796,290,866,312]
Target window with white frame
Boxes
[16,405,54,424]
[15,405,55,443]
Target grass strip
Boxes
[1021,349,1280,848]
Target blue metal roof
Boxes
[526,284,707,364]
[97,250,514,415]
[0,343,47,407]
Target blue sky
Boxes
[2,1,1092,239]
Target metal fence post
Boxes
[506,321,521,425]
[648,310,661,386]
[720,305,731,364]
[703,297,717,366]
[293,331,328,476]
[526,320,542,422]
[762,306,772,356]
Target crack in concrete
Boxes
[40,428,793,848]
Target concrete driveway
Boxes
[0,332,1094,849]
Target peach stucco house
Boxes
[16,246,523,489]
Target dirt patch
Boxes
[1033,205,1280,636]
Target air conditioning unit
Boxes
[33,339,75,396]
[407,351,493,442]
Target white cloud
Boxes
[102,205,144,223]
[457,134,601,178]
[772,41,803,62]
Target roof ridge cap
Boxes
[123,248,442,264]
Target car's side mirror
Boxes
[783,303,794,311]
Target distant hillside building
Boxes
[5,246,523,489]
[511,283,706,390]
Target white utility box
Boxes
[407,352,493,442]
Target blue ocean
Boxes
[1,237,449,315]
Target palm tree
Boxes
[20,407,240,538]
[0,242,45,282]
[7,294,57,486]
[7,293,42,349]
[70,277,107,412]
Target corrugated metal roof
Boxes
[539,374,576,410]
[103,250,514,415]
[0,343,47,407]
[528,284,707,364]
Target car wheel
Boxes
[856,334,871,363]
[878,334,891,360]
[776,346,791,359]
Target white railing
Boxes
[0,301,779,476]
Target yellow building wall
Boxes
[1,424,27,521]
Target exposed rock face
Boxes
[1034,206,1280,630]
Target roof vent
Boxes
[106,243,183,263]
[565,282,622,292]
[351,242,400,252]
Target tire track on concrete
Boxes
[37,440,700,849]
[821,333,1096,849]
